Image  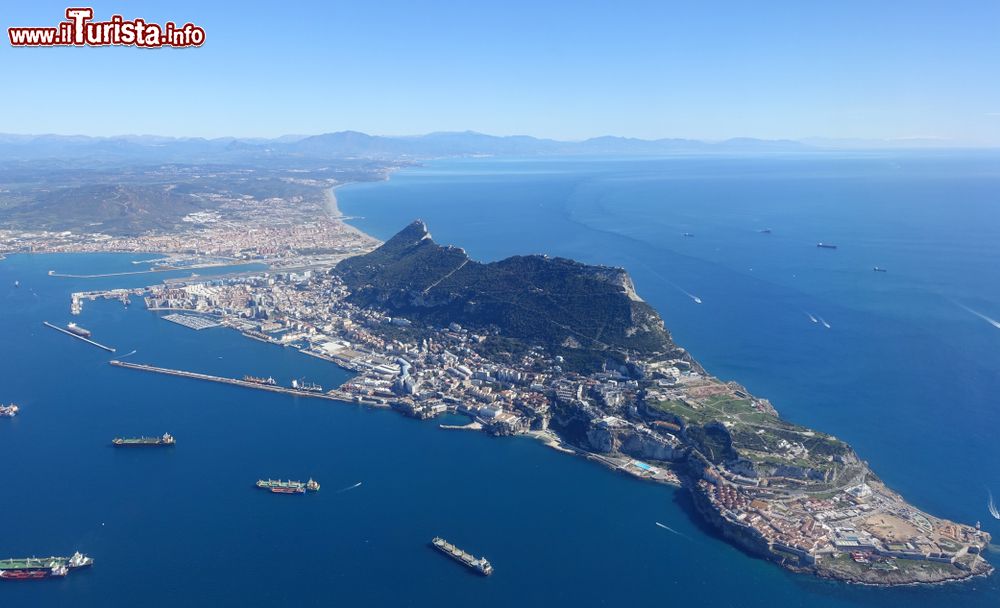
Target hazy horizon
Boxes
[2,1,999,145]
[1,129,998,151]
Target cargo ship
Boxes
[243,375,276,386]
[291,378,323,392]
[66,322,92,338]
[816,242,838,249]
[256,478,320,494]
[272,485,305,494]
[112,433,175,447]
[0,404,18,418]
[431,537,493,576]
[0,552,93,580]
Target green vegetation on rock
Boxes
[336,220,682,370]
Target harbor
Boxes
[71,287,148,315]
[42,321,116,352]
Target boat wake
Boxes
[675,287,702,304]
[817,316,831,329]
[337,481,363,493]
[119,349,138,359]
[655,521,688,539]
[956,302,1000,330]
[988,490,1000,520]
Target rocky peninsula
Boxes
[133,219,993,585]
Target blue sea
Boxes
[3,154,1000,606]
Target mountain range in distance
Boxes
[0,130,986,163]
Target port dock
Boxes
[109,360,354,403]
[43,321,116,352]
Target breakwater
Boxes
[108,359,355,402]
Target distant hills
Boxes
[0,130,987,164]
[290,131,810,157]
[0,130,816,163]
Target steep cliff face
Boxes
[336,220,679,368]
[584,423,682,461]
[619,430,681,461]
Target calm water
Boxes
[2,154,999,607]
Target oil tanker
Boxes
[256,478,320,494]
[66,322,92,338]
[112,433,175,447]
[431,537,493,575]
[0,552,93,580]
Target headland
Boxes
[97,218,994,585]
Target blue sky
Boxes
[2,0,999,143]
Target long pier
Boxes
[43,321,116,352]
[108,360,355,403]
